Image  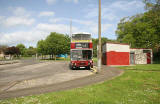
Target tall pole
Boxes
[70,19,72,38]
[98,0,101,71]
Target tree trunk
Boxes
[54,54,56,60]
[51,54,53,60]
[49,54,51,60]
[36,53,38,60]
[42,54,43,59]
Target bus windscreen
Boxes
[71,50,92,60]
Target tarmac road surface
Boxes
[0,58,123,99]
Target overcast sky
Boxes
[0,0,145,47]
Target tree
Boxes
[144,0,160,11]
[37,40,47,59]
[37,32,70,60]
[5,46,20,59]
[16,44,26,55]
[92,37,117,57]
[25,46,37,56]
[116,0,160,61]
[116,14,159,48]
[45,32,70,59]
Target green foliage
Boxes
[46,32,70,55]
[16,44,37,57]
[116,0,160,60]
[37,40,47,55]
[92,37,117,57]
[1,64,160,104]
[25,46,37,56]
[37,32,70,58]
[5,46,20,55]
[144,0,160,11]
[16,44,26,55]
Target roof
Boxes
[130,48,152,50]
[72,32,91,35]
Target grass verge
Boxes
[0,64,160,104]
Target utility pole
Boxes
[97,0,101,71]
[70,19,72,38]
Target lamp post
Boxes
[97,0,101,71]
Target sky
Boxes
[0,0,145,47]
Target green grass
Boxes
[0,64,160,104]
[120,64,160,71]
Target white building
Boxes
[102,43,153,65]
[130,48,152,64]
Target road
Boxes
[0,58,44,71]
[0,58,123,99]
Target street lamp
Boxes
[97,0,101,71]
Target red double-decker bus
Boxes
[70,33,93,70]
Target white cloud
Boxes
[0,30,48,46]
[46,0,57,5]
[0,16,4,20]
[102,13,118,21]
[64,0,79,4]
[49,17,95,26]
[83,0,145,39]
[36,23,79,33]
[110,0,144,11]
[0,7,35,27]
[49,18,62,23]
[8,7,31,17]
[73,0,78,3]
[0,22,81,46]
[48,18,98,35]
[85,0,144,20]
[0,16,5,24]
[46,0,79,5]
[72,19,94,26]
[48,17,114,36]
[3,17,35,27]
[39,11,55,17]
[0,17,113,46]
[64,18,114,36]
[85,7,97,19]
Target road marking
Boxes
[0,81,20,93]
[91,66,98,74]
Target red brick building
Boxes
[102,43,130,65]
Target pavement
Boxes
[0,60,20,65]
[0,58,124,100]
